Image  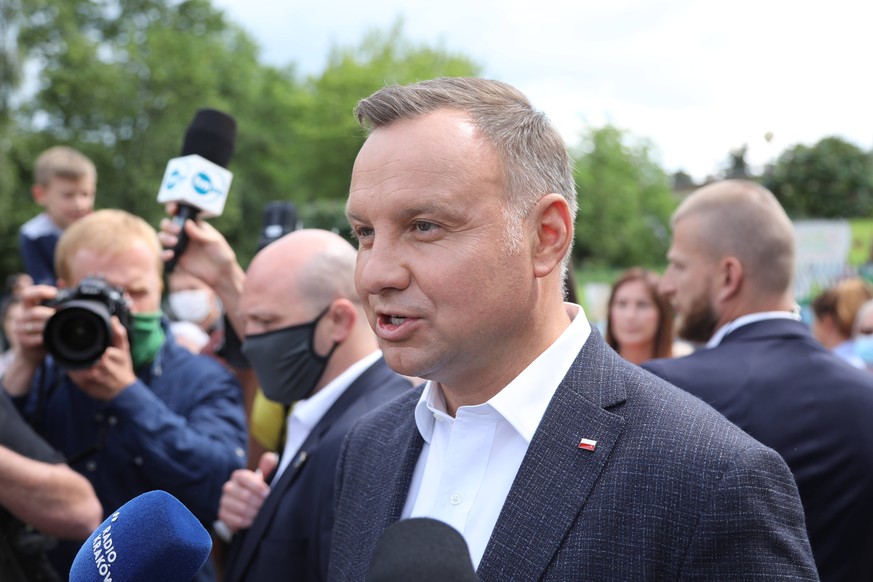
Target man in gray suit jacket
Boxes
[643,180,873,582]
[330,77,818,581]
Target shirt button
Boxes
[86,460,97,472]
[133,456,144,466]
[450,492,462,505]
[108,416,118,426]
[235,447,245,458]
[433,413,443,422]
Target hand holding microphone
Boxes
[158,108,236,273]
[69,490,212,582]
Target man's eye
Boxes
[414,222,435,233]
[353,227,373,239]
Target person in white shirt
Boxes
[328,77,816,581]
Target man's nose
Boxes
[357,237,411,295]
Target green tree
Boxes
[1,5,480,275]
[289,21,480,238]
[765,136,873,218]
[573,125,677,268]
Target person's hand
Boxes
[217,452,279,532]
[67,316,137,401]
[158,202,238,288]
[14,285,58,367]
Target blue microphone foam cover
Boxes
[69,489,212,582]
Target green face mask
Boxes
[130,312,165,370]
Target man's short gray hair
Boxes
[354,77,578,265]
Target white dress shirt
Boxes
[401,304,591,569]
[272,350,383,483]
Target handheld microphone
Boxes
[159,107,237,273]
[365,518,480,582]
[69,490,212,582]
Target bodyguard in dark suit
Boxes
[644,180,873,582]
[159,223,411,582]
[330,78,818,581]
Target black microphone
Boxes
[158,108,237,273]
[69,490,212,582]
[365,518,480,582]
[257,201,300,251]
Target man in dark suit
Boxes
[159,223,411,581]
[643,179,873,582]
[329,77,818,580]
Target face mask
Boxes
[131,312,165,370]
[168,290,212,324]
[242,308,338,405]
[854,335,873,367]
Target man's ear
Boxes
[324,298,357,343]
[715,256,743,303]
[31,184,47,206]
[528,194,573,280]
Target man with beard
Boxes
[644,179,873,582]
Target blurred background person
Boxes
[5,273,33,300]
[852,298,873,371]
[604,267,674,365]
[19,146,96,286]
[167,269,224,357]
[811,277,873,368]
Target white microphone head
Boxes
[156,154,232,217]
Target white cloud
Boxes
[213,0,873,181]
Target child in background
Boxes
[19,146,96,285]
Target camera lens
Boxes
[44,302,112,369]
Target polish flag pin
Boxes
[578,438,597,451]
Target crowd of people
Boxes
[1,77,872,582]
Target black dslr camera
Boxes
[43,276,132,369]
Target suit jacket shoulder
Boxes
[330,331,818,581]
[644,318,873,581]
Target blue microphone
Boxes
[69,490,212,582]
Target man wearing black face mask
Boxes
[159,217,412,582]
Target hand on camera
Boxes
[67,317,137,401]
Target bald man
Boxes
[160,218,411,582]
[644,179,873,582]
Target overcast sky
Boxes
[211,0,872,182]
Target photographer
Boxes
[1,209,247,581]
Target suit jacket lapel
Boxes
[228,364,384,579]
[477,331,628,581]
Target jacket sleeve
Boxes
[103,363,247,523]
[679,445,819,581]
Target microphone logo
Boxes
[192,171,221,196]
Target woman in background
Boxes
[605,268,674,365]
[811,277,873,369]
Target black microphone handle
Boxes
[164,204,199,273]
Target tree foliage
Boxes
[0,3,479,278]
[765,136,873,219]
[572,125,677,268]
